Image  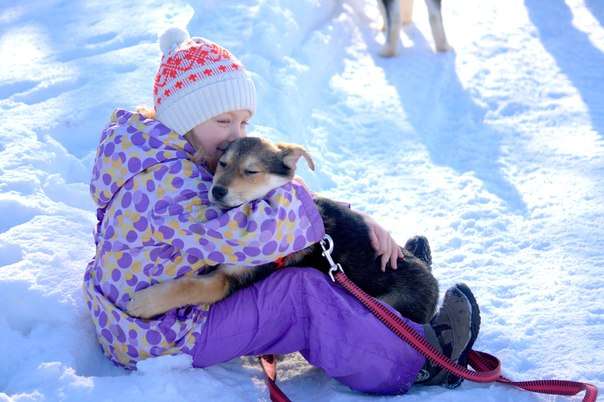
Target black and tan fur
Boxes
[127,137,439,323]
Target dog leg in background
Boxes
[401,0,414,25]
[425,0,450,52]
[380,0,402,57]
[377,0,387,31]
[126,271,231,319]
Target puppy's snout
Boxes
[212,185,228,200]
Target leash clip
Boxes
[320,234,343,282]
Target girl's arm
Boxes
[149,159,325,268]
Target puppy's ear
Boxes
[277,144,315,171]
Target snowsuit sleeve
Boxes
[148,158,325,268]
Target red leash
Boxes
[259,236,598,401]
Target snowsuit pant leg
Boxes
[192,267,426,395]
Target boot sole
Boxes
[445,282,481,388]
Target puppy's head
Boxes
[209,137,314,208]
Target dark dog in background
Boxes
[378,0,450,56]
[127,137,439,324]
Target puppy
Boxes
[127,137,439,323]
[378,0,450,56]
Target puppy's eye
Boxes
[218,161,227,168]
[244,169,259,175]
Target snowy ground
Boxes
[1,0,603,401]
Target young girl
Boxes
[83,27,481,394]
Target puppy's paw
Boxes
[126,286,167,319]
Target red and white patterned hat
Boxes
[153,27,256,135]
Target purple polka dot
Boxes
[106,226,115,239]
[234,212,247,228]
[172,239,184,249]
[159,226,175,240]
[128,329,138,339]
[134,216,148,231]
[107,284,118,303]
[146,180,155,192]
[187,254,199,264]
[288,210,296,222]
[135,318,150,329]
[142,158,156,169]
[99,311,108,327]
[278,208,286,220]
[261,219,276,234]
[149,136,162,149]
[128,157,141,173]
[187,248,204,260]
[169,160,182,174]
[293,235,306,250]
[127,345,139,358]
[189,223,204,235]
[262,241,277,255]
[102,173,112,185]
[101,328,113,343]
[205,209,218,220]
[154,200,169,213]
[279,240,290,252]
[208,251,225,263]
[121,192,132,208]
[111,269,121,281]
[152,265,164,276]
[131,132,145,146]
[207,229,223,239]
[246,221,257,232]
[118,253,132,268]
[153,166,169,181]
[113,325,126,343]
[146,330,161,345]
[111,310,121,322]
[163,328,177,342]
[103,142,115,157]
[168,204,183,216]
[243,247,261,257]
[134,193,150,213]
[172,177,184,188]
[176,265,191,277]
[126,230,138,242]
[127,274,138,286]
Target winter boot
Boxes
[414,283,481,388]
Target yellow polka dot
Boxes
[220,245,234,255]
[131,261,142,274]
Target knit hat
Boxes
[153,27,256,135]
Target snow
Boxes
[0,0,602,401]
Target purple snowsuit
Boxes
[84,109,426,394]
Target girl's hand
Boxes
[359,212,404,272]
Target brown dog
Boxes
[127,137,438,323]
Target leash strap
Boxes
[259,235,598,401]
[259,355,291,402]
[333,270,598,401]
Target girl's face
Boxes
[188,109,251,172]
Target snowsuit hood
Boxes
[90,109,195,211]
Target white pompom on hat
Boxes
[159,27,190,55]
[153,27,256,135]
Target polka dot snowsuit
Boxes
[83,109,325,369]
